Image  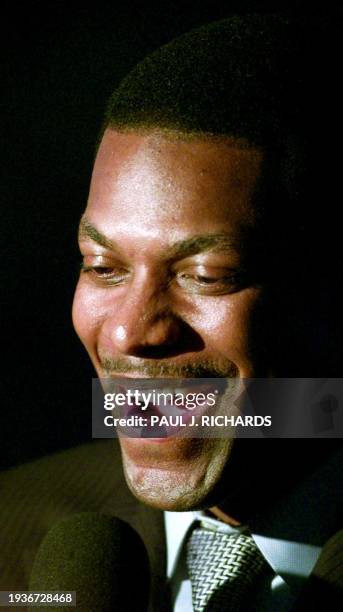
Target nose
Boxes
[103,277,183,357]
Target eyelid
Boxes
[81,254,130,267]
[172,251,242,267]
[173,262,239,276]
[175,265,246,291]
[79,243,129,263]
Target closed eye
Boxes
[176,271,247,295]
[80,263,130,285]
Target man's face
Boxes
[73,129,267,510]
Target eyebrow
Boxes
[78,217,114,250]
[78,216,240,259]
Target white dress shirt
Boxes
[164,447,342,611]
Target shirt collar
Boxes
[164,447,342,590]
[164,510,320,589]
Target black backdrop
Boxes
[2,0,341,469]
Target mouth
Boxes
[102,377,229,439]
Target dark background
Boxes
[2,0,342,469]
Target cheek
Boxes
[189,289,263,359]
[72,281,104,350]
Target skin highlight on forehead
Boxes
[90,129,263,227]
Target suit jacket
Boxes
[0,439,341,611]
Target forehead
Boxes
[85,129,263,240]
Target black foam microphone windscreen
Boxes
[29,512,150,611]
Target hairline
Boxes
[95,121,263,159]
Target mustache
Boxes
[99,355,238,378]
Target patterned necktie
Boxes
[186,525,271,612]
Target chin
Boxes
[119,436,233,511]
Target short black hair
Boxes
[105,13,341,142]
[103,13,343,375]
[106,14,293,142]
[104,13,342,215]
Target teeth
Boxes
[165,389,175,404]
[159,404,184,417]
[152,387,209,416]
[110,384,216,416]
[151,388,182,416]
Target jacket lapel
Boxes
[293,530,343,610]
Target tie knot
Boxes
[187,526,270,611]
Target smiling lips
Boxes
[108,381,221,438]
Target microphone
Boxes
[29,512,150,611]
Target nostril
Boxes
[130,319,205,359]
[133,344,183,359]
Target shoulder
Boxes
[0,440,140,589]
[0,439,130,513]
